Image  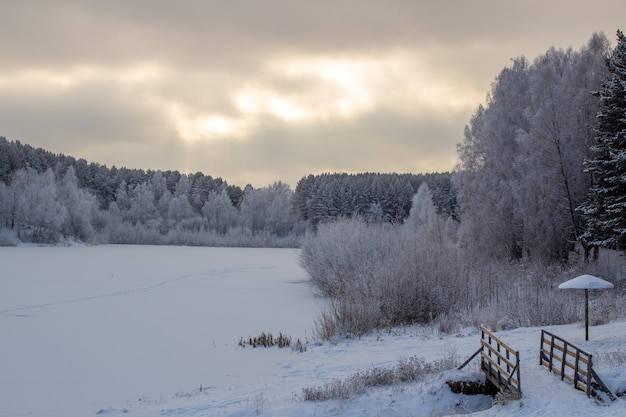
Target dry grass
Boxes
[303,349,459,402]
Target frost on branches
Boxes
[579,30,626,251]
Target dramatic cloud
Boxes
[0,1,623,187]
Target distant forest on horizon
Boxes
[0,135,455,247]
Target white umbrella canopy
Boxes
[558,274,614,289]
[559,274,614,340]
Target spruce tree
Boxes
[579,30,626,251]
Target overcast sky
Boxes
[0,1,623,188]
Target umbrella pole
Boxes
[585,289,589,341]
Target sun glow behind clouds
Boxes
[236,89,312,121]
[228,57,380,125]
[169,102,249,142]
[170,52,482,144]
[276,56,376,118]
[265,52,481,118]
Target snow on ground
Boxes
[111,321,626,417]
[0,246,322,417]
[1,245,625,417]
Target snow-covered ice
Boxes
[1,245,625,417]
[0,246,321,416]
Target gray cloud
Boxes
[180,106,472,187]
[0,1,623,187]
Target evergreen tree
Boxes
[579,30,626,251]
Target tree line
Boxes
[0,136,453,246]
[293,172,456,226]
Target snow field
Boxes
[0,246,322,417]
[1,245,626,417]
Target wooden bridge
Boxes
[459,325,521,399]
[539,329,615,401]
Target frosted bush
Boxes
[301,212,625,339]
[0,228,18,246]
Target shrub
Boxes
[238,332,292,348]
[303,355,456,401]
[302,214,626,339]
[0,228,18,246]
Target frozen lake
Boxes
[0,245,323,417]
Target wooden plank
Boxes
[480,326,518,356]
[586,354,593,396]
[563,348,591,364]
[591,368,617,401]
[506,360,519,385]
[549,334,556,372]
[549,368,588,391]
[483,362,517,389]
[561,373,576,385]
[542,330,592,359]
[538,329,605,399]
[550,343,591,365]
[515,351,521,393]
[483,344,515,367]
[563,361,589,377]
[481,339,517,370]
[544,365,589,381]
[481,355,520,388]
[544,349,564,364]
[479,326,521,396]
[540,330,546,362]
[542,356,589,378]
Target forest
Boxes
[0,136,454,246]
[1,30,625,337]
[456,31,625,263]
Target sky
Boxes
[0,1,624,188]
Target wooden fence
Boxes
[480,326,521,399]
[459,325,521,399]
[539,329,615,400]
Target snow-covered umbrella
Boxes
[558,274,614,340]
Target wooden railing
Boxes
[539,329,615,400]
[466,325,522,399]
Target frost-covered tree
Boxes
[12,168,67,242]
[113,180,131,212]
[514,36,609,261]
[456,33,612,262]
[240,182,297,237]
[168,194,196,223]
[579,30,626,251]
[202,189,239,234]
[404,183,457,251]
[173,174,192,198]
[127,182,158,225]
[151,171,171,218]
[456,57,530,260]
[264,182,297,237]
[58,166,98,242]
[0,180,14,229]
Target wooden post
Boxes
[548,334,554,372]
[586,354,593,396]
[585,289,589,341]
[539,329,544,365]
[560,342,568,381]
[574,350,580,389]
[516,350,521,396]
